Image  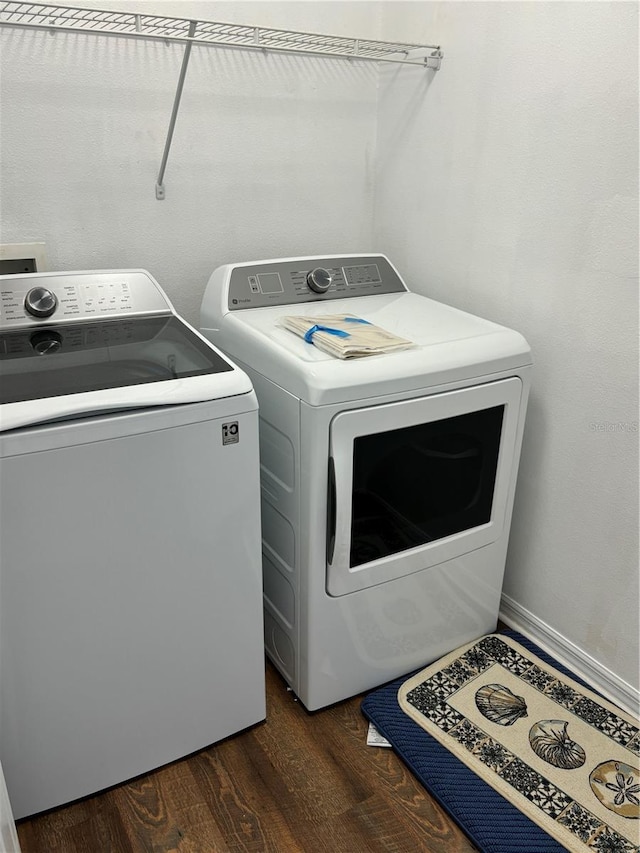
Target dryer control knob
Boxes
[24,287,58,318]
[306,267,333,294]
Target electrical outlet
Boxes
[0,242,48,275]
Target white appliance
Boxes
[0,762,20,853]
[0,270,265,819]
[200,254,532,712]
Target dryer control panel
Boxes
[226,255,407,310]
[0,270,171,329]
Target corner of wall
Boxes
[500,594,639,717]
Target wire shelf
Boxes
[0,2,443,67]
[0,2,443,198]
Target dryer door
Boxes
[326,377,523,596]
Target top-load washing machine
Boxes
[200,254,532,711]
[0,269,265,818]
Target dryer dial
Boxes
[306,267,333,294]
[25,287,58,319]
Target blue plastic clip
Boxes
[304,324,351,344]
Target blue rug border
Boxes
[360,631,601,853]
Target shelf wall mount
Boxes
[0,1,444,200]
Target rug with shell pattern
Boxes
[398,634,639,853]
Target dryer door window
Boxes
[327,378,523,597]
[349,405,504,568]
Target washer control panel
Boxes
[227,255,406,310]
[0,270,170,329]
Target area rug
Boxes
[362,633,639,853]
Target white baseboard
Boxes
[499,594,639,718]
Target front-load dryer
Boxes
[200,255,532,711]
[0,270,265,819]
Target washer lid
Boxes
[0,313,252,431]
[214,292,532,405]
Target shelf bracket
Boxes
[155,20,197,200]
[425,49,443,71]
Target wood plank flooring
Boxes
[17,661,478,853]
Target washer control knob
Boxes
[30,330,62,355]
[306,267,333,294]
[24,287,58,318]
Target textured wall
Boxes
[374,2,639,691]
[0,1,383,324]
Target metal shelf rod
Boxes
[155,19,196,200]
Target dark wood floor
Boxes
[17,661,478,853]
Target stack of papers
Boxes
[280,314,415,359]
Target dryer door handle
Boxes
[327,456,337,565]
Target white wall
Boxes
[374,2,639,701]
[0,1,384,324]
